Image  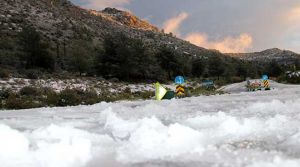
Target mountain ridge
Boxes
[0,0,213,58]
[2,0,299,63]
[226,48,300,64]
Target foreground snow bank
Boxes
[0,86,300,167]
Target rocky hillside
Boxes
[0,0,212,58]
[227,48,300,65]
[2,0,299,83]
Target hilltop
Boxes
[227,48,300,65]
[0,0,211,59]
[0,0,299,84]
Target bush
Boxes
[25,69,41,79]
[4,93,43,109]
[20,86,41,96]
[0,89,12,99]
[58,89,81,106]
[5,94,23,109]
[19,97,43,109]
[0,69,10,78]
[214,79,227,87]
[81,90,99,105]
[123,87,131,94]
[230,76,244,83]
[43,88,59,107]
[134,91,154,99]
[188,86,218,96]
[45,92,59,107]
[287,76,300,84]
[98,91,115,102]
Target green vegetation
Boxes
[18,26,55,70]
[187,86,223,96]
[0,25,300,110]
[0,86,155,110]
[0,68,10,78]
[1,25,299,83]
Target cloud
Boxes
[284,6,300,31]
[286,6,300,21]
[162,12,253,53]
[185,33,253,53]
[163,12,189,35]
[81,0,132,10]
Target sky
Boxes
[71,0,300,53]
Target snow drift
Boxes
[0,83,300,167]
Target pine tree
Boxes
[18,26,54,70]
[192,58,205,77]
[207,55,225,80]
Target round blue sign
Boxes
[175,76,185,85]
[262,75,268,80]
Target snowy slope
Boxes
[0,83,300,167]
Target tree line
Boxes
[1,26,299,82]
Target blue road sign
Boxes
[202,80,214,87]
[175,76,185,85]
[262,75,269,80]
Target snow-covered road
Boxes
[220,80,300,93]
[0,82,300,167]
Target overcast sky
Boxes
[71,0,300,53]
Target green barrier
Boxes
[162,91,175,100]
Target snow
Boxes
[220,80,300,93]
[0,82,300,167]
[287,71,300,78]
[0,78,200,95]
[0,78,156,94]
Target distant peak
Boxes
[100,7,160,32]
[264,48,282,52]
[102,7,126,14]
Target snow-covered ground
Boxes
[0,81,300,167]
[220,80,300,93]
[0,78,156,94]
[0,78,197,94]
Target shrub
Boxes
[115,92,134,101]
[43,88,59,107]
[45,92,59,107]
[123,87,131,94]
[20,86,41,97]
[0,100,3,109]
[58,89,81,106]
[214,79,227,87]
[98,91,115,102]
[25,70,41,79]
[287,76,300,84]
[230,76,244,83]
[0,69,10,78]
[5,94,23,109]
[81,90,99,105]
[19,97,43,109]
[188,86,218,96]
[4,93,42,109]
[0,89,12,99]
[135,91,154,99]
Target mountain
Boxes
[226,48,300,65]
[1,0,299,82]
[0,0,213,58]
